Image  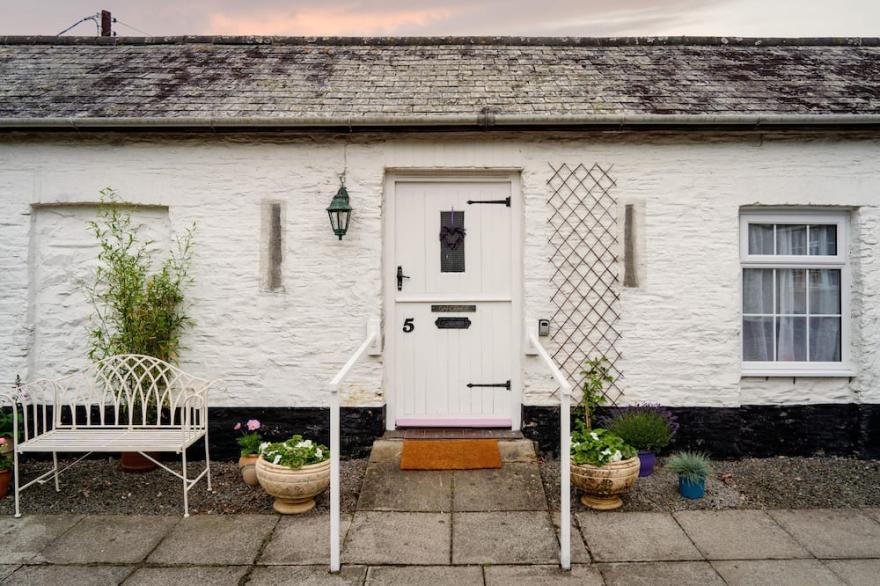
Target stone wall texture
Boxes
[0,131,878,412]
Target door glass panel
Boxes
[440,211,465,273]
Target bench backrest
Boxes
[16,354,212,438]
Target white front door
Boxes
[386,176,520,428]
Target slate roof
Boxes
[0,36,879,129]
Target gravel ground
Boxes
[540,456,880,512]
[0,457,367,516]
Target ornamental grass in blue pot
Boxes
[666,451,712,499]
[603,405,678,477]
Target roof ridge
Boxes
[0,35,878,47]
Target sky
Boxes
[1,0,878,37]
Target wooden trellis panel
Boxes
[547,163,623,404]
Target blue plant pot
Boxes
[637,451,656,477]
[678,477,705,499]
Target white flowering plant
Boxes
[570,424,636,467]
[259,435,329,469]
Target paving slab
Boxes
[4,564,133,585]
[452,511,558,565]
[0,566,19,581]
[453,463,546,511]
[343,512,450,565]
[484,564,603,585]
[148,514,276,565]
[368,440,402,464]
[712,560,845,586]
[259,513,352,565]
[768,509,880,559]
[366,565,483,585]
[357,464,452,512]
[863,508,880,524]
[0,515,81,563]
[498,439,538,463]
[124,566,250,585]
[599,561,725,586]
[578,511,702,562]
[674,510,809,560]
[825,559,880,586]
[39,515,177,564]
[551,511,591,564]
[247,565,367,585]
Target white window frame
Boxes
[740,210,854,377]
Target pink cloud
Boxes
[207,6,454,36]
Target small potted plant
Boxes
[666,451,712,499]
[604,405,678,477]
[570,424,639,510]
[235,419,263,486]
[0,438,12,498]
[255,435,330,514]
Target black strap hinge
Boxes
[466,197,510,207]
[466,380,511,391]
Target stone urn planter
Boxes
[239,454,260,486]
[256,457,330,514]
[571,456,640,510]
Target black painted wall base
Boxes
[204,406,385,461]
[521,403,880,459]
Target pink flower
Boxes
[0,438,6,446]
[233,423,241,431]
[246,419,261,431]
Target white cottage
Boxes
[0,36,878,459]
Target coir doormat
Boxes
[400,439,502,470]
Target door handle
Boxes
[396,265,410,291]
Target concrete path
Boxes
[1,440,878,584]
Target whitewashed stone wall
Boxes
[0,132,878,410]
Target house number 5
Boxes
[402,318,415,333]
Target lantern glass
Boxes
[326,184,353,240]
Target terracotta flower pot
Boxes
[255,457,330,514]
[571,456,640,511]
[0,469,11,499]
[239,454,260,486]
[120,451,159,473]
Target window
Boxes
[740,211,852,376]
[440,210,465,273]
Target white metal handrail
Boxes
[328,320,380,573]
[529,331,574,570]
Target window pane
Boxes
[748,224,774,255]
[809,269,841,314]
[777,269,806,314]
[743,269,773,313]
[810,317,841,361]
[743,317,774,361]
[776,224,807,255]
[440,211,465,273]
[809,224,837,256]
[776,316,807,361]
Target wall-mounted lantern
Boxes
[326,180,352,240]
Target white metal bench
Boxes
[0,354,217,517]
